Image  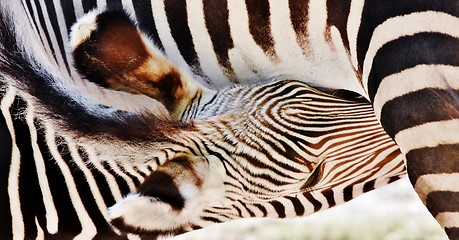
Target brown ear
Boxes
[70,10,201,114]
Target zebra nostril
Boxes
[139,171,186,210]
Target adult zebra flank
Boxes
[12,0,459,238]
[0,5,407,239]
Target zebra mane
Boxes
[0,8,191,143]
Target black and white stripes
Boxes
[3,0,459,239]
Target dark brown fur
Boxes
[72,10,188,113]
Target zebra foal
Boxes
[0,6,405,239]
[60,2,459,238]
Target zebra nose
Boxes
[138,171,186,210]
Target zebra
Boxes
[5,0,459,238]
[0,6,406,239]
[57,1,458,239]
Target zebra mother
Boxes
[3,0,459,239]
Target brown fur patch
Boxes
[72,10,187,112]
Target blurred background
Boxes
[175,178,447,240]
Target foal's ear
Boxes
[70,9,203,114]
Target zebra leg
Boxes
[108,155,227,235]
[367,26,459,239]
[69,10,208,116]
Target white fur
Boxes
[108,157,227,232]
[362,11,459,95]
[2,87,25,240]
[394,119,459,154]
[415,173,459,204]
[69,9,101,50]
[109,194,189,231]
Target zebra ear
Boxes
[69,9,203,114]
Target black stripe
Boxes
[246,0,275,57]
[11,97,42,239]
[77,147,116,208]
[116,163,141,187]
[358,0,459,70]
[326,0,351,51]
[271,200,286,218]
[406,144,459,184]
[82,0,97,13]
[363,179,375,193]
[106,0,123,10]
[380,88,459,138]
[321,189,336,208]
[201,216,222,223]
[21,0,47,49]
[233,204,243,217]
[254,203,268,217]
[238,200,255,217]
[203,0,235,80]
[425,191,459,217]
[132,0,164,51]
[0,90,13,239]
[43,0,71,73]
[289,0,309,49]
[285,196,305,216]
[36,126,82,236]
[303,193,322,212]
[32,0,59,65]
[59,0,77,34]
[388,176,401,184]
[101,162,131,195]
[134,166,147,178]
[445,228,459,239]
[368,32,459,102]
[55,137,118,238]
[343,185,353,202]
[164,0,204,78]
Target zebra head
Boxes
[67,9,405,237]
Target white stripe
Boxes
[104,161,137,191]
[227,0,274,79]
[362,11,459,94]
[65,137,110,220]
[227,49,258,82]
[127,234,142,240]
[72,0,84,18]
[186,0,229,87]
[414,173,459,203]
[45,124,97,240]
[307,0,328,58]
[121,0,136,20]
[25,108,59,234]
[84,146,123,201]
[394,119,459,153]
[52,0,78,78]
[296,192,315,215]
[124,166,145,184]
[436,212,459,228]
[347,0,365,70]
[97,0,107,9]
[268,0,305,64]
[374,65,459,119]
[27,0,56,65]
[151,0,194,74]
[1,88,25,240]
[35,217,44,240]
[37,0,67,69]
